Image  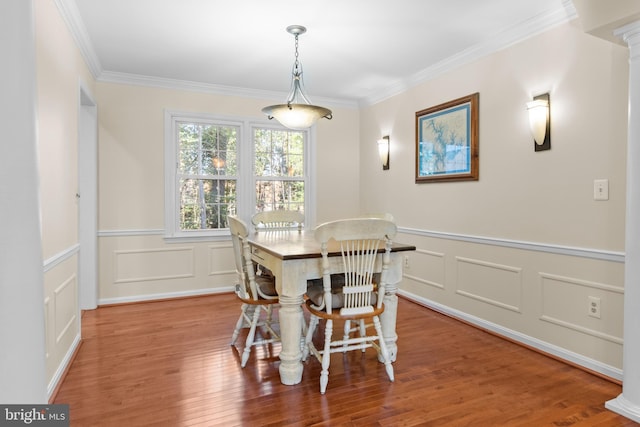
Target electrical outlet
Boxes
[404,255,410,269]
[588,296,601,319]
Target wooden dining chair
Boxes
[251,210,304,232]
[228,215,280,367]
[302,218,397,394]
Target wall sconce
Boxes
[526,93,550,151]
[377,136,390,170]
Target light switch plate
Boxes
[594,179,609,201]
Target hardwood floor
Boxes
[53,294,636,426]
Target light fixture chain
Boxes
[294,33,300,74]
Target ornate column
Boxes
[606,20,640,423]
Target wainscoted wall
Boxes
[396,228,625,380]
[355,20,628,383]
[43,247,81,396]
[94,225,624,381]
[35,0,97,399]
[97,231,237,304]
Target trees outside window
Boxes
[254,128,305,214]
[178,123,237,230]
[164,111,312,240]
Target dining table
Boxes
[247,228,416,385]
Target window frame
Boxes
[250,122,310,216]
[164,110,316,242]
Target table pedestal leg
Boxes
[278,294,304,385]
[380,281,399,362]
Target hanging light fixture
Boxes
[262,25,332,130]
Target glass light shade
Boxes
[527,99,549,145]
[262,104,332,130]
[377,136,389,169]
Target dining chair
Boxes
[302,217,397,394]
[360,213,394,286]
[251,210,304,232]
[228,215,280,367]
[361,212,394,222]
[251,210,305,278]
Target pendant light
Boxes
[262,25,332,130]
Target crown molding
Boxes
[614,19,640,55]
[54,0,357,108]
[55,0,575,110]
[54,0,102,78]
[359,0,578,107]
[97,71,359,109]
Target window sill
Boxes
[163,233,231,244]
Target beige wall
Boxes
[361,21,627,249]
[38,0,630,390]
[96,83,360,230]
[35,0,95,394]
[359,21,628,375]
[96,82,360,302]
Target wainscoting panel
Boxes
[405,248,445,290]
[540,273,624,344]
[455,256,523,313]
[43,249,80,398]
[114,247,195,283]
[396,228,625,376]
[99,234,237,303]
[54,275,77,344]
[208,243,235,277]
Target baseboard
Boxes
[98,286,235,306]
[47,332,81,402]
[606,395,640,423]
[397,289,623,383]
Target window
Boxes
[254,128,305,213]
[177,122,237,230]
[164,111,315,240]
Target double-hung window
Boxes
[164,111,314,240]
[253,127,305,213]
[177,121,237,230]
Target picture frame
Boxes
[415,93,479,183]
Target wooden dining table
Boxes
[248,229,416,385]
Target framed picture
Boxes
[415,93,479,183]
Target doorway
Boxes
[78,85,97,310]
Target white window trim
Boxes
[164,110,316,242]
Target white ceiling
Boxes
[63,0,577,106]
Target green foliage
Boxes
[254,129,305,213]
[176,123,306,230]
[178,123,238,230]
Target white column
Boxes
[0,0,47,403]
[606,20,640,423]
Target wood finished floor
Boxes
[53,293,636,426]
